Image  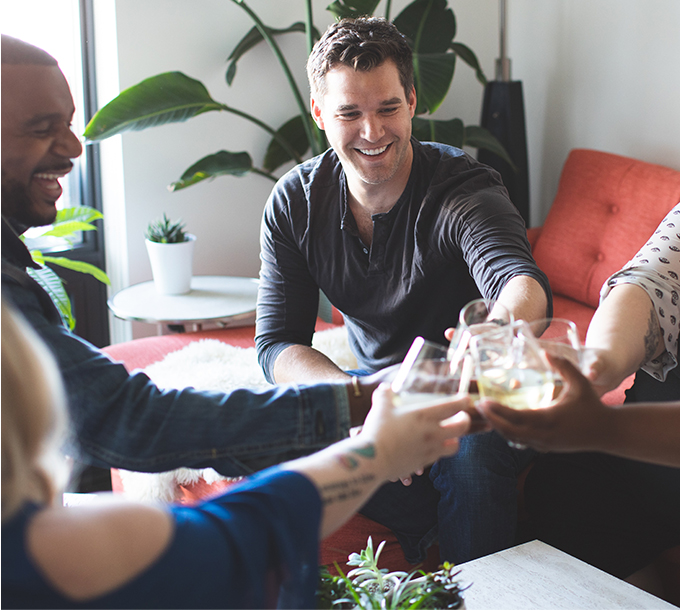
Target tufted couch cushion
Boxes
[532,149,680,310]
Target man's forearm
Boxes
[273,344,351,383]
[496,275,549,323]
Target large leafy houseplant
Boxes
[24,206,111,330]
[83,0,511,191]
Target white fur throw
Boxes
[117,326,356,502]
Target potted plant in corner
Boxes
[145,214,196,295]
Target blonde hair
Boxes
[1,301,69,522]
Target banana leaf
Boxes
[464,125,516,170]
[263,115,314,172]
[393,0,458,115]
[170,150,257,191]
[226,22,320,85]
[83,72,223,140]
[326,0,382,19]
[450,41,487,87]
[27,265,75,330]
[412,117,515,168]
[412,116,464,147]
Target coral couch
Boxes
[102,149,680,591]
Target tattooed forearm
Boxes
[642,305,662,364]
[336,443,376,470]
[320,473,377,506]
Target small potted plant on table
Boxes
[145,214,196,295]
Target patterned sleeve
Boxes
[600,203,680,381]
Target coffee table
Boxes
[108,275,259,333]
[457,540,675,609]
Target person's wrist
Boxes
[347,377,379,426]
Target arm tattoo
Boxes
[320,473,377,506]
[336,443,376,470]
[642,305,662,364]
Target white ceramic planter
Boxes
[145,234,196,295]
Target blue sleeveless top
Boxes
[2,468,321,609]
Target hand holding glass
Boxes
[470,321,556,412]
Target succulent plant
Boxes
[145,213,187,243]
[316,537,467,609]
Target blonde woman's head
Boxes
[2,301,69,522]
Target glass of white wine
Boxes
[392,337,472,411]
[470,320,556,416]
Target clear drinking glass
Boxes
[527,318,581,365]
[469,320,556,413]
[448,299,513,364]
[392,337,472,411]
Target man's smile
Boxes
[356,144,390,157]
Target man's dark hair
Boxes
[307,17,413,99]
[1,34,58,66]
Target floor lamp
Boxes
[478,0,530,225]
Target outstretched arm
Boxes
[584,283,664,395]
[288,385,470,537]
[478,355,680,467]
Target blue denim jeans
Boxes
[430,430,537,563]
[360,431,536,565]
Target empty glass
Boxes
[448,299,513,365]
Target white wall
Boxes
[97,1,680,341]
[509,0,680,224]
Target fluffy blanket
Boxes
[117,327,356,502]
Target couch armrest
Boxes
[526,226,542,251]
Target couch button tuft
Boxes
[597,252,605,262]
[610,204,619,214]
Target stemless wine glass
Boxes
[469,321,556,413]
[527,317,581,399]
[448,299,514,365]
[527,318,581,365]
[392,337,472,411]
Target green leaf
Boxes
[412,116,464,147]
[463,125,517,169]
[450,41,487,86]
[29,249,45,265]
[26,265,75,330]
[41,221,97,238]
[226,22,319,86]
[412,52,456,114]
[83,72,224,141]
[394,0,456,54]
[54,206,103,225]
[42,256,111,285]
[263,115,312,172]
[394,0,457,114]
[170,150,254,190]
[326,0,381,19]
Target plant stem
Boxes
[231,0,321,156]
[219,103,303,165]
[385,0,392,21]
[305,0,314,55]
[250,167,279,182]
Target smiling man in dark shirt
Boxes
[256,17,552,565]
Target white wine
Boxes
[477,367,555,410]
